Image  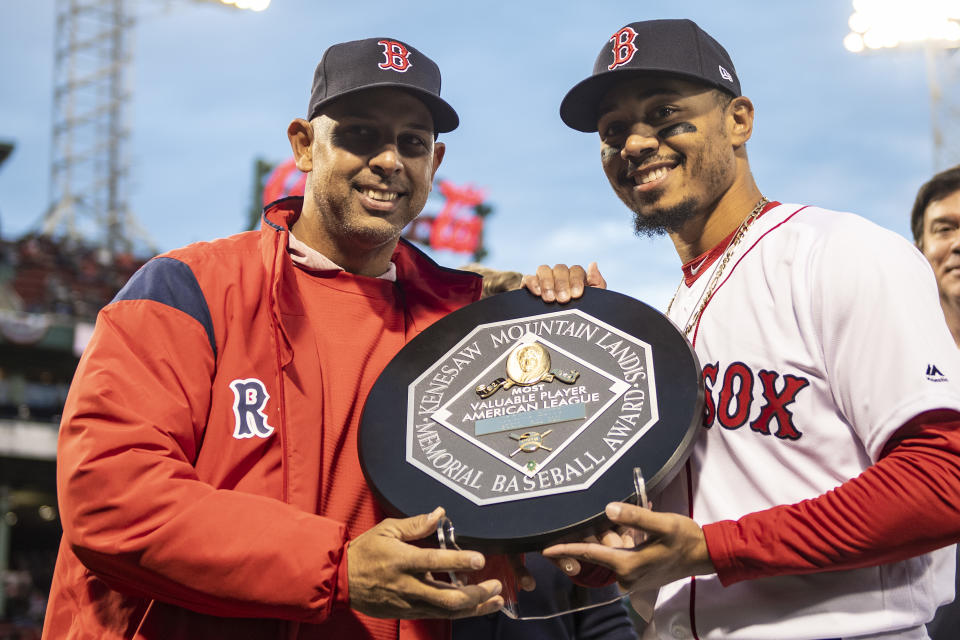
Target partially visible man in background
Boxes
[912,166,960,640]
[913,166,960,348]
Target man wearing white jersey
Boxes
[535,19,960,640]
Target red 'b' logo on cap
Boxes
[378,39,412,72]
[608,27,638,70]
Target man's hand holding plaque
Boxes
[347,507,506,619]
[521,261,607,303]
[542,501,714,592]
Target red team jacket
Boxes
[43,199,483,639]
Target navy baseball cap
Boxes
[307,37,459,133]
[560,19,741,132]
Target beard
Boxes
[630,196,701,237]
[625,150,730,237]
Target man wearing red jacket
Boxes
[43,37,591,640]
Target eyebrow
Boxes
[597,87,684,119]
[929,214,960,224]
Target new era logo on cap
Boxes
[719,65,733,82]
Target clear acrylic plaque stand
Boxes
[436,467,655,621]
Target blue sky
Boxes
[0,1,941,308]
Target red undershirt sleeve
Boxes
[703,409,960,586]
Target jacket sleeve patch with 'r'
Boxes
[229,378,275,439]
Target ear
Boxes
[287,118,315,172]
[726,96,754,148]
[429,141,446,187]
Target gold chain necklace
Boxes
[666,197,769,338]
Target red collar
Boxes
[680,200,779,286]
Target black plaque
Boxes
[359,288,703,553]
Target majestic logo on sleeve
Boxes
[702,362,809,440]
[608,26,639,70]
[926,363,948,382]
[377,40,413,72]
[229,378,275,439]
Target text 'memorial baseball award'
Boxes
[360,288,703,552]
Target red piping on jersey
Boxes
[685,203,804,639]
[680,201,780,287]
[690,206,810,346]
[685,461,702,640]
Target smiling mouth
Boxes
[357,187,401,202]
[636,166,670,184]
[625,158,681,188]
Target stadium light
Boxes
[843,0,960,169]
[210,0,271,10]
[843,0,960,52]
[190,0,271,12]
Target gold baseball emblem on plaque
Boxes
[507,344,551,385]
[476,342,581,399]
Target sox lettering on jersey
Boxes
[702,362,809,440]
[608,26,639,70]
[378,39,412,72]
[230,378,275,439]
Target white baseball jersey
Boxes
[654,203,960,640]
